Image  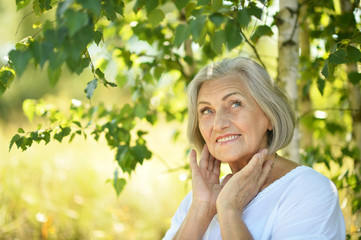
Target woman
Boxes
[163,57,345,240]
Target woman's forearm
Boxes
[217,208,253,240]
[173,202,215,240]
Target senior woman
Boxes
[163,57,345,240]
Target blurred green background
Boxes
[0,1,192,239]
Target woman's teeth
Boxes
[217,135,239,143]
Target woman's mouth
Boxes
[216,134,241,143]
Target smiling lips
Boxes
[216,134,241,143]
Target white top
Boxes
[163,166,345,240]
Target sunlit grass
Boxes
[0,120,190,239]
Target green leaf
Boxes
[23,99,36,121]
[78,0,101,16]
[212,30,225,54]
[250,25,273,43]
[16,0,31,10]
[175,0,189,10]
[211,0,222,10]
[348,71,361,85]
[18,128,25,133]
[225,20,243,50]
[33,0,52,15]
[351,32,361,43]
[29,41,53,68]
[69,132,76,143]
[54,127,71,143]
[185,2,197,19]
[0,66,15,97]
[352,198,361,213]
[9,134,21,151]
[147,9,165,26]
[321,60,335,80]
[8,49,32,77]
[321,61,329,79]
[209,13,226,27]
[95,68,105,81]
[346,45,361,63]
[174,24,190,48]
[113,177,126,196]
[47,67,62,87]
[237,8,250,28]
[64,9,89,37]
[57,0,74,18]
[116,145,128,162]
[328,49,347,64]
[130,144,152,164]
[15,136,33,151]
[133,0,146,12]
[44,28,67,48]
[41,131,51,145]
[317,77,326,95]
[135,103,148,119]
[189,15,207,43]
[145,0,159,13]
[248,2,263,20]
[93,31,103,45]
[197,0,209,6]
[49,51,67,70]
[74,57,90,75]
[84,79,98,99]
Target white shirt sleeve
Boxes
[162,192,193,240]
[272,171,346,240]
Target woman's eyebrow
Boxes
[197,92,243,106]
[222,92,242,101]
[197,100,210,106]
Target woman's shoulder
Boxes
[273,157,335,190]
[276,164,339,204]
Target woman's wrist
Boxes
[216,201,243,219]
[190,201,216,221]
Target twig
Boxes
[240,30,268,70]
[15,11,34,36]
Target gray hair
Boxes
[187,57,296,154]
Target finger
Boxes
[199,144,210,170]
[220,173,233,187]
[189,149,198,172]
[208,154,215,171]
[213,158,221,175]
[253,149,268,173]
[258,158,273,187]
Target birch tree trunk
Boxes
[277,0,300,163]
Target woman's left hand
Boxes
[216,149,273,214]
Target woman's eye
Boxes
[231,100,242,108]
[200,108,212,115]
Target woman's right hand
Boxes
[189,145,227,216]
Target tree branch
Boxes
[240,30,268,71]
[15,11,34,36]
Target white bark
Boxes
[278,0,300,163]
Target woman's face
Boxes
[197,74,272,168]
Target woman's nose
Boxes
[213,110,231,131]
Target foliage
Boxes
[3,0,275,194]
